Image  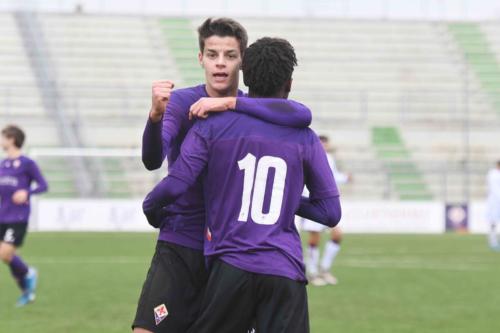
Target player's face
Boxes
[1,135,14,151]
[320,140,330,152]
[199,36,241,97]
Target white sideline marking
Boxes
[25,256,491,271]
[28,256,149,264]
[337,259,488,271]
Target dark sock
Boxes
[9,255,29,290]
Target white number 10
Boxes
[237,153,287,225]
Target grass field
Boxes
[1,232,499,333]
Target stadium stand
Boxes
[0,13,79,197]
[449,22,500,113]
[1,13,499,200]
[37,14,172,196]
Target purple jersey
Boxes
[142,84,312,250]
[164,111,339,281]
[0,155,48,223]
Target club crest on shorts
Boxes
[206,227,212,241]
[154,304,168,325]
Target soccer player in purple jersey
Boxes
[133,18,312,333]
[143,37,341,333]
[0,125,48,307]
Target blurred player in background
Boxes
[0,125,48,306]
[300,135,351,286]
[143,37,341,333]
[134,18,311,333]
[486,160,500,251]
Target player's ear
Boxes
[285,79,292,94]
[198,52,204,67]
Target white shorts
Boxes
[486,202,500,223]
[297,216,330,233]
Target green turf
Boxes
[1,233,499,332]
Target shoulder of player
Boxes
[170,84,206,103]
[192,112,227,130]
[20,156,37,167]
[302,128,321,144]
[294,129,323,158]
[191,112,241,138]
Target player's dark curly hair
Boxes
[1,125,25,148]
[242,37,297,97]
[198,18,248,55]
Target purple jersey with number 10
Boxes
[168,111,339,282]
[143,84,312,251]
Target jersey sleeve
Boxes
[141,92,186,170]
[298,136,342,227]
[304,136,340,200]
[168,123,209,185]
[235,97,312,128]
[27,160,48,195]
[162,94,185,155]
[141,116,164,170]
[142,124,209,227]
[295,196,341,227]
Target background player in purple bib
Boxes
[0,125,48,307]
[133,18,312,333]
[143,37,341,333]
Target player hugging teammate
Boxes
[134,17,342,333]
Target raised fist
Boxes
[150,80,175,122]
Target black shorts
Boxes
[187,259,309,333]
[0,222,28,247]
[132,241,208,332]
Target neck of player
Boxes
[248,91,287,99]
[6,147,22,159]
[206,84,239,98]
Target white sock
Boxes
[307,245,320,276]
[489,223,498,248]
[320,241,341,272]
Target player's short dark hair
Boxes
[242,37,297,97]
[1,125,25,148]
[198,18,248,55]
[319,135,329,143]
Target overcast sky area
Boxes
[1,0,500,21]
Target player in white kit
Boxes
[486,160,500,251]
[299,135,351,285]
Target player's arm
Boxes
[297,137,341,227]
[27,160,48,195]
[189,97,312,128]
[143,126,209,227]
[12,160,48,205]
[296,196,341,227]
[141,80,175,170]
